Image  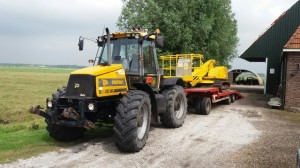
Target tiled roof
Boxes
[284,25,300,49]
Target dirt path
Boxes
[2,87,300,168]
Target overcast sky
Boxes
[0,0,298,74]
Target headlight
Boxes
[47,101,53,108]
[88,103,95,111]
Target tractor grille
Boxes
[66,74,96,98]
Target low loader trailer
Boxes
[160,53,243,115]
[185,87,243,115]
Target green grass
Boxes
[0,66,113,164]
[0,66,72,123]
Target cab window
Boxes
[143,40,156,74]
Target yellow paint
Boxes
[110,31,156,40]
[71,64,128,97]
[71,64,123,76]
[96,69,128,97]
[160,54,228,87]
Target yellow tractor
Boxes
[31,28,187,152]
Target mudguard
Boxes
[161,78,185,88]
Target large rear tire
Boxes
[160,85,187,128]
[45,87,86,141]
[113,90,151,152]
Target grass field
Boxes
[0,66,113,164]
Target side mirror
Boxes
[155,35,164,48]
[78,36,84,51]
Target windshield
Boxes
[99,38,139,72]
[98,38,156,74]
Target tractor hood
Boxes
[71,64,123,76]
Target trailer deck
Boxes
[185,87,243,101]
[184,87,243,115]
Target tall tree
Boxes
[117,0,238,65]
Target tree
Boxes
[117,0,238,66]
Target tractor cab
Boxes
[80,28,164,90]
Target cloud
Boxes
[230,0,298,73]
[0,0,123,65]
[0,0,298,71]
[0,0,122,36]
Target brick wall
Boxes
[285,52,300,107]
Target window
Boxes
[143,40,156,74]
[99,38,139,73]
[98,38,156,74]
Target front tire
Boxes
[45,87,86,141]
[160,85,187,128]
[46,119,86,141]
[113,90,151,152]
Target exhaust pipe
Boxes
[106,28,112,66]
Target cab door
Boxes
[143,40,160,91]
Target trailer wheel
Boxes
[114,90,151,152]
[195,98,207,115]
[225,96,231,105]
[231,94,236,103]
[46,120,86,141]
[200,97,211,115]
[160,85,187,128]
[195,98,202,114]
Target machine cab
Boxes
[97,30,162,90]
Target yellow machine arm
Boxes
[160,54,228,87]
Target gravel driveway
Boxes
[2,86,300,168]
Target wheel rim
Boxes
[174,95,184,119]
[137,103,148,140]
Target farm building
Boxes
[281,26,300,109]
[228,69,264,85]
[240,1,300,109]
